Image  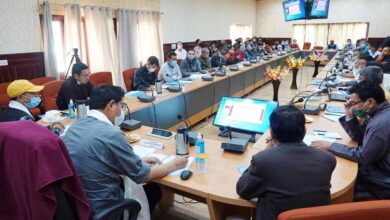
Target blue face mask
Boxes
[25,96,41,109]
[169,60,177,66]
[360,44,366,49]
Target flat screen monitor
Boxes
[310,0,330,18]
[213,97,279,134]
[282,0,307,22]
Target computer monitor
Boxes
[310,0,330,18]
[282,0,307,22]
[213,97,279,135]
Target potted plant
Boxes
[265,66,289,101]
[309,51,328,77]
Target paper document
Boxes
[321,114,341,122]
[313,131,341,139]
[132,145,156,158]
[304,135,336,146]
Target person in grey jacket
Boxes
[312,81,390,200]
[158,51,182,82]
[179,50,206,77]
[237,105,336,220]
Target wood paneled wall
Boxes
[0,52,45,83]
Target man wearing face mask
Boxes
[63,85,188,219]
[244,44,257,60]
[199,48,211,70]
[179,49,206,77]
[0,80,64,133]
[158,51,182,82]
[325,40,339,50]
[211,48,227,68]
[290,39,300,50]
[174,41,187,60]
[343,39,355,52]
[311,81,390,200]
[237,105,336,220]
[56,62,94,110]
[358,40,370,54]
[132,56,159,91]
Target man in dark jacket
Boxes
[237,105,336,220]
[312,81,390,200]
[56,62,94,110]
[132,56,159,91]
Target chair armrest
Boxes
[95,199,141,220]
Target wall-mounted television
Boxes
[310,0,330,18]
[282,0,307,22]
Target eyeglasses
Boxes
[349,100,362,106]
[117,102,129,112]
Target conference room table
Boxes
[119,51,357,220]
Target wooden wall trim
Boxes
[0,52,45,83]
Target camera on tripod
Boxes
[65,48,82,79]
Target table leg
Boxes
[159,185,174,212]
[207,198,225,220]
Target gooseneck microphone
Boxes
[119,104,142,131]
[166,73,182,92]
[137,76,156,103]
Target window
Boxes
[52,20,65,73]
[292,22,368,48]
[230,24,253,42]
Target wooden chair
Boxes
[122,68,137,92]
[90,72,113,86]
[41,80,64,111]
[30,77,56,86]
[278,200,390,220]
[303,42,311,50]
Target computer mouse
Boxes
[180,170,193,180]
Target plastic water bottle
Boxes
[68,100,75,119]
[195,133,206,173]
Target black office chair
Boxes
[95,199,141,220]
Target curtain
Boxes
[117,10,163,70]
[117,9,141,70]
[137,11,164,65]
[328,23,368,47]
[84,6,122,87]
[42,1,58,78]
[64,4,85,70]
[293,23,368,48]
[230,24,253,42]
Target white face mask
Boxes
[148,68,156,72]
[177,44,183,49]
[114,109,125,126]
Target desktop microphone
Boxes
[294,97,305,104]
[120,104,142,131]
[177,114,197,146]
[302,93,321,115]
[137,77,156,103]
[166,74,182,92]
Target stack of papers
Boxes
[303,135,336,146]
[323,105,345,122]
[131,145,194,176]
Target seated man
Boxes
[237,105,336,220]
[369,45,381,60]
[377,46,390,64]
[133,56,159,91]
[63,85,188,219]
[225,49,239,65]
[312,81,390,200]
[358,40,370,54]
[0,80,63,134]
[199,48,211,70]
[56,62,94,110]
[235,46,246,62]
[244,44,256,60]
[343,39,356,52]
[326,40,338,50]
[158,51,182,82]
[174,41,187,60]
[210,49,227,68]
[289,39,300,50]
[341,56,368,80]
[179,50,206,77]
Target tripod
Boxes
[64,48,81,79]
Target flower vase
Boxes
[312,60,321,78]
[272,80,281,102]
[290,68,299,89]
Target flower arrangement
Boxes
[265,66,289,81]
[309,51,328,61]
[286,56,305,69]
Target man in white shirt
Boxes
[369,45,381,60]
[174,41,187,60]
[158,51,182,82]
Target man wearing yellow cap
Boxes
[0,80,64,134]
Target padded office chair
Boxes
[277,200,390,220]
[122,68,137,92]
[30,76,56,85]
[41,80,63,111]
[303,42,311,50]
[313,46,324,51]
[0,82,10,107]
[90,71,113,86]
